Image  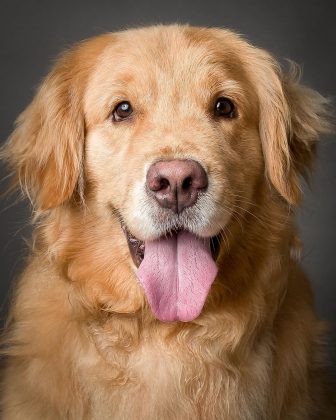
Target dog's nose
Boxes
[146,159,208,213]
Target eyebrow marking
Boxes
[214,79,247,105]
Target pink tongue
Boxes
[137,231,218,322]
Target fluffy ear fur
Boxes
[247,49,332,205]
[1,35,111,210]
[2,50,84,210]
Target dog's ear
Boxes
[1,36,111,210]
[2,49,84,210]
[249,50,332,205]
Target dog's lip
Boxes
[120,221,145,267]
[120,220,221,268]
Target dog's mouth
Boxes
[120,220,220,323]
[121,222,221,268]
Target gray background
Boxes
[0,0,335,372]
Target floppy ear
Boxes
[249,51,332,205]
[1,48,86,210]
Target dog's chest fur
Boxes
[76,317,273,420]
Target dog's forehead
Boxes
[100,26,235,78]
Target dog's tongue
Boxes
[137,231,218,322]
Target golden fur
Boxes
[0,25,334,419]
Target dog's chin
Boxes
[120,219,222,268]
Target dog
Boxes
[0,24,334,419]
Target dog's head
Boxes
[3,25,331,322]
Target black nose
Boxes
[146,159,208,213]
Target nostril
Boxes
[159,177,170,191]
[182,176,193,191]
[148,175,171,192]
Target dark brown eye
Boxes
[112,101,133,121]
[214,97,235,118]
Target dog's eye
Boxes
[215,97,235,118]
[112,101,133,121]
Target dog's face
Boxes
[84,27,262,242]
[4,25,329,322]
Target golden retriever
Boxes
[0,24,334,419]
